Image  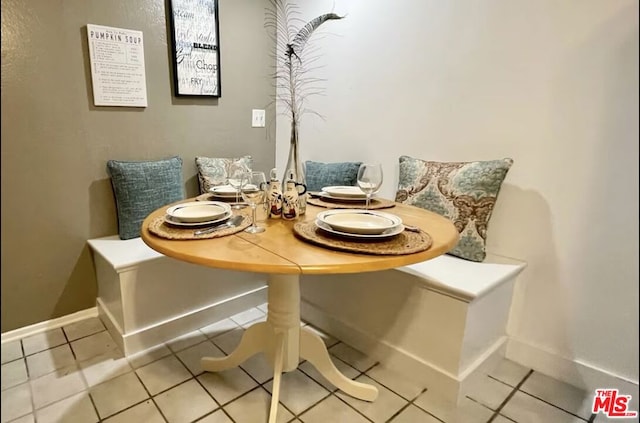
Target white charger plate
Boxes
[322,186,367,198]
[164,210,232,227]
[316,209,402,235]
[315,219,404,239]
[166,201,231,223]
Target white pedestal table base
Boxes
[201,274,378,422]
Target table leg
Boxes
[299,326,379,401]
[201,321,272,372]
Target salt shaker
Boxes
[267,168,283,219]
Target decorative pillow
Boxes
[395,156,513,262]
[304,161,363,192]
[107,156,185,240]
[195,155,253,194]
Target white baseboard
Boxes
[301,298,505,403]
[1,307,99,344]
[507,337,639,393]
[100,286,268,355]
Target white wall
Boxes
[277,0,639,384]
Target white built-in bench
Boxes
[88,235,525,404]
[87,236,268,355]
[299,253,526,403]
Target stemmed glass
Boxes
[357,163,384,210]
[227,160,250,209]
[241,171,267,234]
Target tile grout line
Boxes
[129,362,171,423]
[330,391,377,423]
[515,390,593,422]
[61,324,109,423]
[175,328,288,421]
[20,343,37,422]
[316,362,379,422]
[362,362,430,403]
[384,387,428,423]
[408,400,447,423]
[295,349,376,423]
[183,350,241,423]
[487,371,592,422]
[487,368,534,422]
[293,391,333,421]
[146,335,246,422]
[258,381,301,420]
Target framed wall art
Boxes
[87,24,148,107]
[168,0,221,97]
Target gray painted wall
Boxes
[1,0,276,331]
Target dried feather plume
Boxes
[265,1,344,128]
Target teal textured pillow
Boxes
[305,161,363,192]
[395,156,513,262]
[195,155,253,194]
[107,156,185,240]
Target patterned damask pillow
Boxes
[395,156,513,262]
[195,155,253,194]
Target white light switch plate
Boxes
[252,109,266,128]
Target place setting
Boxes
[307,185,396,209]
[196,160,251,207]
[147,200,252,240]
[294,208,432,255]
[307,163,396,210]
[195,184,248,206]
[295,163,432,254]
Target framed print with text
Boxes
[169,0,221,97]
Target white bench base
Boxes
[300,253,526,404]
[88,236,267,355]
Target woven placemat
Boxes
[307,196,396,210]
[293,221,432,255]
[148,209,252,240]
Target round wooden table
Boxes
[142,200,458,423]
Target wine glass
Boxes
[241,171,267,233]
[227,160,250,209]
[357,163,384,210]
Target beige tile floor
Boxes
[0,305,631,423]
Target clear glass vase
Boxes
[282,120,306,215]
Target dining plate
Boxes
[166,201,231,223]
[210,185,239,198]
[315,219,404,239]
[164,210,233,227]
[322,186,367,198]
[316,209,402,235]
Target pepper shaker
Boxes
[267,168,283,219]
[282,170,299,220]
